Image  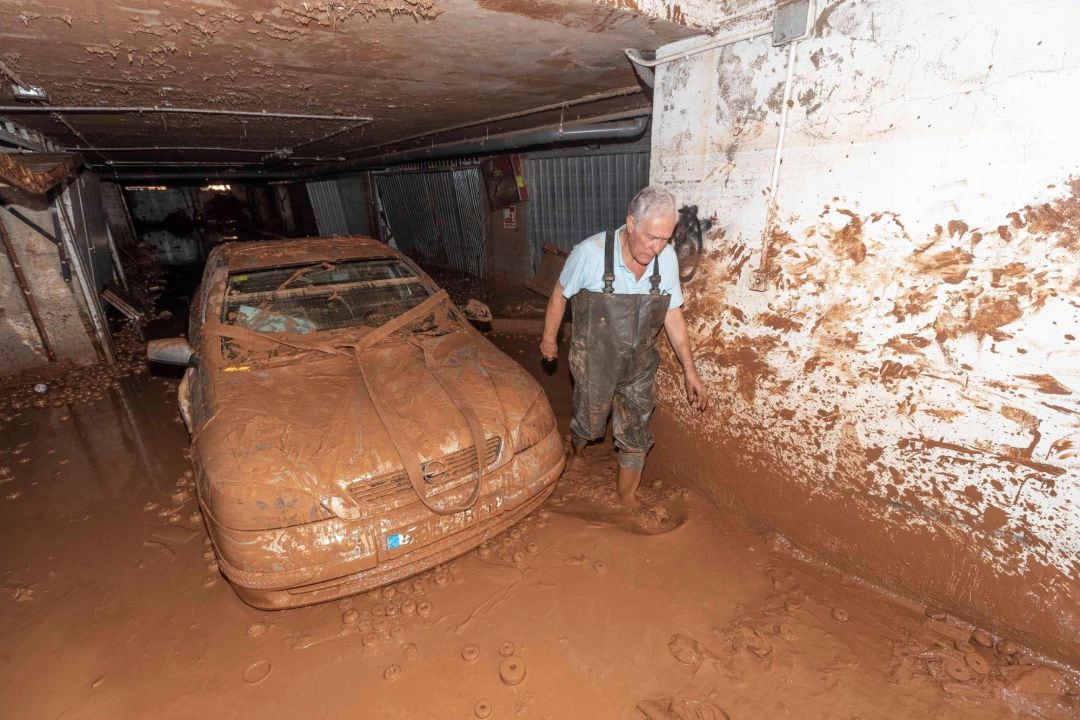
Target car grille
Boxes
[348,436,502,509]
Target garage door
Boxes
[524,151,649,272]
[376,168,486,277]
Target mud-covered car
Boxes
[148,236,564,609]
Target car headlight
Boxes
[512,393,556,453]
[204,481,335,531]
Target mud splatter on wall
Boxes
[646,0,1080,662]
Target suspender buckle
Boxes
[602,272,615,293]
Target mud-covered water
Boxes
[0,334,1075,719]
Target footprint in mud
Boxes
[638,697,731,720]
[550,495,689,536]
[668,633,713,665]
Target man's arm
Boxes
[663,306,708,411]
[540,281,567,360]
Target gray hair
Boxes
[627,185,676,224]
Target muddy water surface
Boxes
[0,335,1074,719]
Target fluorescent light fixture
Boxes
[202,183,231,191]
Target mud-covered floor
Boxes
[0,334,1075,720]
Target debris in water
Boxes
[972,628,994,648]
[242,659,272,684]
[499,656,526,686]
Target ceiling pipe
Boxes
[339,85,644,158]
[624,24,772,72]
[106,171,302,183]
[623,50,656,88]
[103,113,650,181]
[285,120,372,155]
[347,115,649,169]
[88,156,347,168]
[60,145,284,154]
[0,106,374,122]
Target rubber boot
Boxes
[616,464,643,508]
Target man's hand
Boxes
[684,368,708,412]
[540,336,558,361]
[540,282,568,362]
[664,307,708,412]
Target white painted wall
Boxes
[646,0,1079,659]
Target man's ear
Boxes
[625,215,635,233]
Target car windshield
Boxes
[222,258,432,334]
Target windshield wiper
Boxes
[274,262,338,292]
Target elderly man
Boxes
[540,185,708,507]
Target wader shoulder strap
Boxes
[603,229,615,294]
[649,257,661,295]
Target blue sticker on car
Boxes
[387,533,411,550]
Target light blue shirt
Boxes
[559,226,683,308]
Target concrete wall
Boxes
[0,188,97,372]
[645,0,1079,662]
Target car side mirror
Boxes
[147,337,197,367]
[461,299,493,323]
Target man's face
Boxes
[625,209,677,266]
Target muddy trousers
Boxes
[568,344,660,472]
[567,229,671,473]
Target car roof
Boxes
[214,235,400,272]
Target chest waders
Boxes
[568,228,671,480]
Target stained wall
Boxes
[646,0,1080,661]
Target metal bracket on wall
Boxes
[0,212,56,361]
[47,191,73,283]
[750,271,768,292]
[0,200,72,282]
[773,0,812,46]
[0,203,59,245]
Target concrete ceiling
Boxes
[0,0,697,179]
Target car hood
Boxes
[193,328,543,518]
